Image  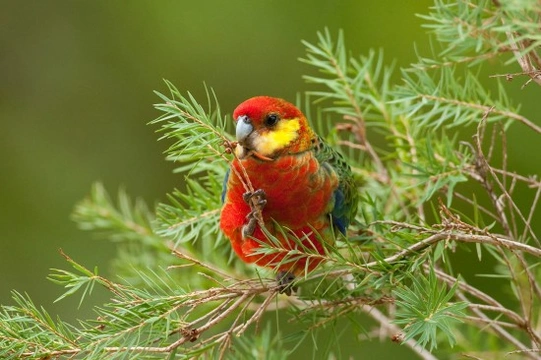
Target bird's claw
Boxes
[241,217,258,238]
[241,189,267,239]
[276,271,297,296]
[223,140,238,154]
[243,189,267,205]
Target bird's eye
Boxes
[264,114,279,127]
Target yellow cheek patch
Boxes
[253,118,301,156]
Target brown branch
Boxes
[361,305,439,360]
[432,267,540,359]
[305,226,541,288]
[455,290,539,359]
[488,0,541,87]
[504,32,541,87]
[472,111,512,237]
[420,94,541,134]
[461,314,518,329]
[473,118,540,244]
[371,231,541,262]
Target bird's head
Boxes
[233,96,316,161]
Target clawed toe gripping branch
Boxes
[242,189,267,238]
[275,271,297,296]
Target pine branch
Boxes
[3,1,541,358]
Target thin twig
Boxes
[420,94,541,134]
[169,247,236,280]
[361,305,440,360]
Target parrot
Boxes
[220,96,358,293]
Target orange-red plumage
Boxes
[221,150,337,273]
[220,96,356,275]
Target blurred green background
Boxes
[1,1,540,357]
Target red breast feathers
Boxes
[220,96,339,273]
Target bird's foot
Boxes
[241,217,258,238]
[223,140,238,154]
[276,271,297,296]
[241,189,267,239]
[243,189,267,208]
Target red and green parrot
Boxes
[220,96,358,292]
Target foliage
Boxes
[2,0,541,359]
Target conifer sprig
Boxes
[2,1,541,358]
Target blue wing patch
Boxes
[330,185,349,235]
[314,138,357,236]
[221,168,230,203]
